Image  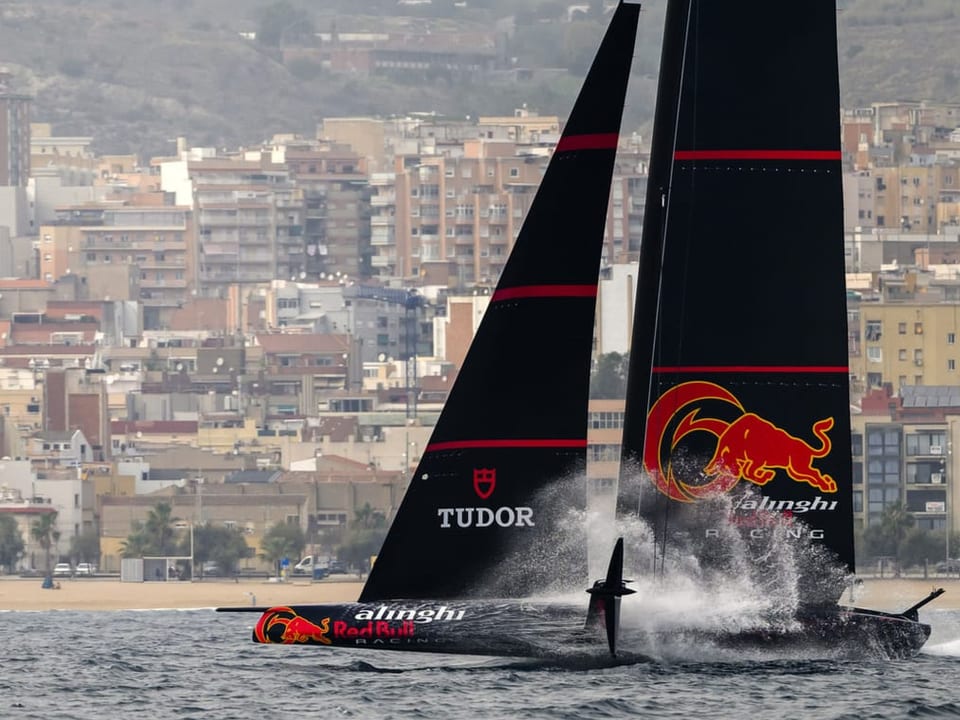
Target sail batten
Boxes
[556,133,621,152]
[674,150,841,161]
[653,366,850,374]
[425,439,588,453]
[491,285,598,301]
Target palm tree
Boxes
[31,511,60,576]
[144,502,176,556]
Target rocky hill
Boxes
[0,0,956,160]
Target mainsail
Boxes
[618,0,855,593]
[361,1,641,602]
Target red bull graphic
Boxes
[644,381,837,502]
[254,607,332,644]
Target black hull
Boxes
[234,600,933,662]
[706,607,932,661]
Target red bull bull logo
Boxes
[644,380,838,502]
[254,607,332,644]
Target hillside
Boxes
[0,0,957,159]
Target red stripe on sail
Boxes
[555,133,620,152]
[426,439,587,452]
[492,284,597,302]
[673,149,841,161]
[653,365,849,374]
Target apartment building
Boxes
[280,144,371,281]
[852,386,960,542]
[38,203,191,322]
[852,292,960,393]
[0,70,30,187]
[394,139,544,286]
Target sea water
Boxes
[0,606,957,720]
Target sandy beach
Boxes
[0,576,957,612]
[0,577,366,612]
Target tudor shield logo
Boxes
[473,468,496,499]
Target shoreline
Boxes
[0,577,365,612]
[0,576,957,612]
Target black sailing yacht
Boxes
[219,0,942,661]
[616,0,942,658]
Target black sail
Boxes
[361,2,641,601]
[619,0,854,587]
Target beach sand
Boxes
[0,576,957,612]
[0,577,365,612]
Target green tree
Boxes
[120,520,152,558]
[144,502,177,556]
[259,522,306,575]
[256,1,315,48]
[861,502,916,572]
[898,526,944,570]
[120,502,177,558]
[70,527,101,566]
[31,511,60,576]
[590,352,629,399]
[338,504,388,571]
[191,522,252,577]
[0,515,25,573]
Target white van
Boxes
[292,556,317,575]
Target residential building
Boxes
[0,70,30,187]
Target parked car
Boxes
[52,563,73,578]
[75,563,95,577]
[936,559,960,573]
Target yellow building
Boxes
[853,298,960,393]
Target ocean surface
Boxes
[1,607,959,720]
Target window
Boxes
[950,359,956,372]
[914,322,923,335]
[898,322,907,335]
[509,168,519,178]
[905,432,945,455]
[898,349,907,361]
[588,444,621,462]
[852,461,863,485]
[950,333,957,345]
[867,346,882,363]
[906,461,945,484]
[865,320,882,341]
[851,433,863,456]
[867,426,901,460]
[589,412,624,429]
